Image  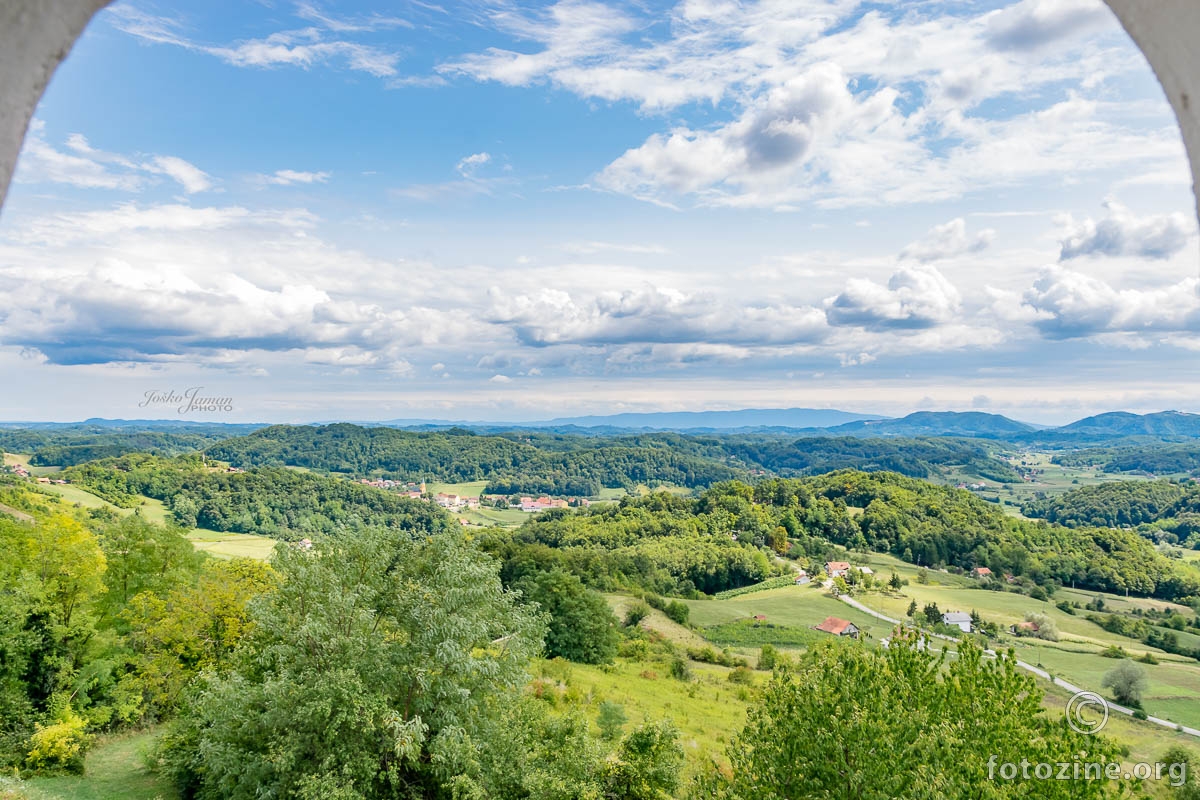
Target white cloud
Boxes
[900,218,995,263]
[15,121,213,194]
[258,169,332,186]
[144,155,213,193]
[825,264,962,330]
[1056,201,1193,260]
[456,152,491,177]
[1019,266,1200,339]
[985,0,1113,52]
[445,0,1179,209]
[108,4,402,78]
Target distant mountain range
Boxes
[823,411,1040,438]
[5,410,1200,444]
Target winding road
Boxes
[837,593,1200,739]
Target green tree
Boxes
[597,700,628,741]
[516,569,619,665]
[701,631,1124,799]
[1102,660,1148,707]
[161,528,545,799]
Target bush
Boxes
[664,600,690,625]
[1136,651,1160,665]
[668,656,691,682]
[624,601,652,627]
[597,701,628,741]
[1099,645,1126,659]
[758,643,779,671]
[25,710,92,774]
[727,666,755,685]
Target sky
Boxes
[0,0,1197,424]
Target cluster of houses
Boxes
[955,481,991,491]
[3,462,68,485]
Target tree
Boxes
[701,631,1124,799]
[597,700,627,741]
[1102,660,1149,707]
[888,572,902,591]
[96,515,202,622]
[1025,612,1059,642]
[161,528,546,799]
[906,600,918,619]
[664,600,689,625]
[516,569,618,665]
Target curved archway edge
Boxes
[0,0,1197,225]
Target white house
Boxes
[942,611,972,633]
[794,570,810,585]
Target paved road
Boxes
[837,593,1200,739]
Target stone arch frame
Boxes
[1,0,1198,224]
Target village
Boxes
[355,478,592,513]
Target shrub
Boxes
[758,644,779,671]
[597,701,628,741]
[664,600,690,625]
[668,657,691,682]
[624,601,652,627]
[727,666,755,685]
[25,710,92,774]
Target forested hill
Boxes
[61,454,453,538]
[1021,480,1190,528]
[202,423,1018,493]
[487,471,1200,602]
[0,427,236,467]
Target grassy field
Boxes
[2,453,61,478]
[970,451,1157,510]
[427,480,489,496]
[790,552,1200,733]
[32,483,114,510]
[684,583,893,646]
[563,656,751,781]
[186,529,277,560]
[17,729,176,800]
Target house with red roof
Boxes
[814,616,859,638]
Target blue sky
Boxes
[0,0,1197,423]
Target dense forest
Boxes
[486,472,1200,602]
[1021,480,1191,528]
[202,423,1018,493]
[1052,442,1200,476]
[0,429,228,467]
[62,454,453,538]
[1022,479,1200,547]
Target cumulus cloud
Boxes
[985,0,1113,52]
[0,203,473,369]
[487,286,830,347]
[899,218,995,263]
[825,265,962,330]
[443,0,1173,209]
[1057,201,1193,261]
[1019,267,1200,339]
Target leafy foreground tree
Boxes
[515,568,619,664]
[160,528,682,799]
[699,631,1128,799]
